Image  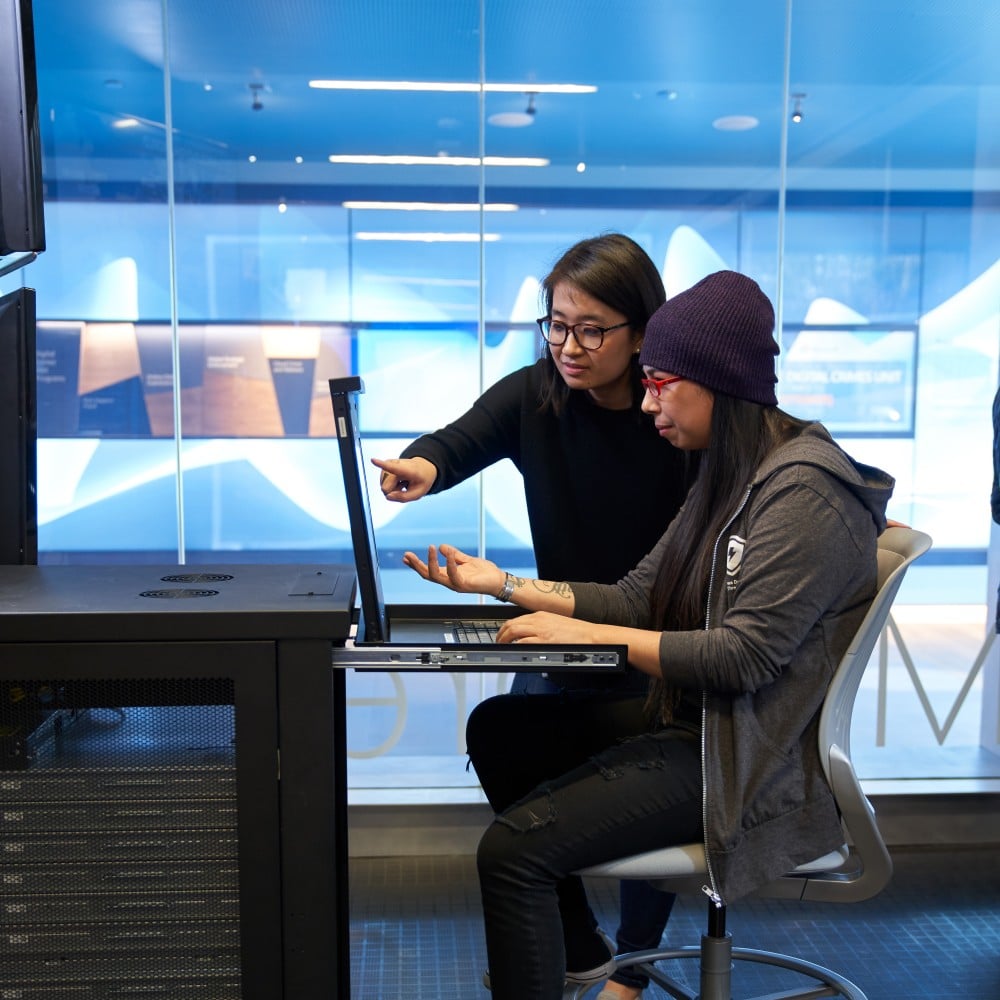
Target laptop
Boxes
[328,375,626,674]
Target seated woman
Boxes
[401,270,895,1000]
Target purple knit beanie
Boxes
[639,271,779,406]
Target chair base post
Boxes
[698,930,734,1000]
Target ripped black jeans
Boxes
[466,692,703,1000]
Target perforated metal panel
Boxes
[1,677,242,999]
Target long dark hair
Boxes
[645,396,810,722]
[537,233,666,415]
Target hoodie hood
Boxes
[754,422,894,534]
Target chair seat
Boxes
[577,843,850,881]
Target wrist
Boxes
[415,456,438,488]
[494,571,515,603]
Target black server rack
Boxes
[1,681,241,997]
[0,648,281,999]
[0,563,354,999]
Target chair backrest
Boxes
[818,526,932,774]
[819,527,931,778]
[792,525,932,903]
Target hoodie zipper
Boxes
[700,484,752,908]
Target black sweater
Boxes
[401,360,691,586]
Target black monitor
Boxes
[0,0,45,274]
[0,287,37,564]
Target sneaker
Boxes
[482,928,616,990]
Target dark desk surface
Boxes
[0,563,356,642]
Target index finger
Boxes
[401,550,430,579]
[371,457,410,493]
[496,615,530,644]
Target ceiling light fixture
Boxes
[488,92,537,129]
[327,154,549,167]
[309,79,595,94]
[712,115,759,132]
[249,82,265,111]
[354,232,501,243]
[342,201,519,212]
[791,93,806,124]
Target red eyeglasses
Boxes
[641,375,685,397]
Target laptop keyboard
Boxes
[450,621,500,644]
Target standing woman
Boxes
[373,232,692,604]
[373,234,694,996]
[401,271,895,1000]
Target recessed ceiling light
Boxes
[489,93,537,128]
[713,115,759,131]
[488,111,535,128]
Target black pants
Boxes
[466,692,703,1000]
[509,674,677,988]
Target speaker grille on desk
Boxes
[138,588,221,599]
[1,677,242,999]
[160,574,236,584]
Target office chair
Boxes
[573,525,933,1000]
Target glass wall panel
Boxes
[785,0,1000,775]
[24,1,181,559]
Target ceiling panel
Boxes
[29,0,1000,182]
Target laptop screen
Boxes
[329,376,389,643]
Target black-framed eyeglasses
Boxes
[536,316,630,351]
[641,375,685,397]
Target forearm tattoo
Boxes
[528,579,573,600]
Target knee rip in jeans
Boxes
[496,785,557,833]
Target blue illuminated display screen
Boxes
[779,325,918,437]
